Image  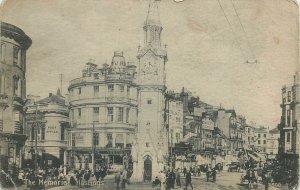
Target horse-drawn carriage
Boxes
[227,162,240,172]
[238,169,258,189]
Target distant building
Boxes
[67,52,138,171]
[165,91,184,147]
[253,126,268,154]
[244,124,255,148]
[25,90,69,169]
[266,128,280,159]
[0,22,31,171]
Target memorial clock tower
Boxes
[131,0,168,182]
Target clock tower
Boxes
[131,0,168,182]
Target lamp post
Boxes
[26,95,46,175]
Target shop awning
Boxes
[180,132,197,142]
[196,155,209,164]
[248,153,260,162]
[216,156,226,163]
[115,134,124,144]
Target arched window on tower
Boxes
[18,49,22,68]
[0,43,5,62]
[0,73,2,94]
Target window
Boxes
[94,133,99,146]
[258,134,261,138]
[93,107,99,114]
[13,46,18,65]
[287,132,291,143]
[13,76,19,96]
[41,127,45,140]
[120,85,124,92]
[127,86,130,95]
[72,133,76,146]
[118,107,124,122]
[126,108,130,123]
[61,124,65,140]
[31,127,34,141]
[1,43,5,62]
[94,73,99,79]
[78,88,81,94]
[0,73,2,94]
[288,91,291,102]
[283,98,286,103]
[94,86,99,96]
[146,142,150,147]
[107,133,113,141]
[258,140,261,144]
[0,110,3,132]
[78,108,81,118]
[108,84,114,92]
[263,140,266,144]
[107,107,114,122]
[263,134,266,138]
[8,147,14,164]
[106,133,113,147]
[147,99,152,104]
[287,110,291,126]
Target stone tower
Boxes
[131,0,168,182]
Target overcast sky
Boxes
[1,0,299,128]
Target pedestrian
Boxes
[183,167,187,177]
[185,170,193,190]
[159,171,166,190]
[115,171,121,190]
[122,169,128,188]
[175,168,181,187]
[170,168,176,189]
[197,166,201,176]
[206,168,210,182]
[212,169,216,182]
[263,173,269,190]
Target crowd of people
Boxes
[114,168,133,190]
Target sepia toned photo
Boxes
[0,0,300,189]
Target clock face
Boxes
[141,60,159,81]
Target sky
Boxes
[1,0,299,128]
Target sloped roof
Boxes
[36,93,66,106]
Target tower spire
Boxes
[145,0,161,27]
[143,0,162,47]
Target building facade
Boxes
[131,0,168,182]
[24,90,69,169]
[278,72,300,172]
[0,22,31,172]
[253,126,268,154]
[165,92,184,147]
[67,53,138,171]
[266,128,280,159]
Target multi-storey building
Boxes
[215,109,237,155]
[244,124,255,148]
[67,52,138,171]
[266,128,280,159]
[253,126,268,154]
[278,72,300,172]
[165,91,184,147]
[24,90,69,169]
[0,22,31,172]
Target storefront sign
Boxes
[46,126,58,134]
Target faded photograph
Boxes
[0,0,299,189]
